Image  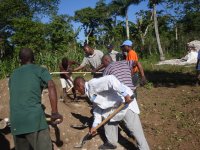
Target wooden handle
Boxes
[94,103,126,130]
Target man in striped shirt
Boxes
[102,54,146,92]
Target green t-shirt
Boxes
[9,64,52,135]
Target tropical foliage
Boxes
[0,0,199,78]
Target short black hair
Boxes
[19,48,34,63]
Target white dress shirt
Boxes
[85,75,140,127]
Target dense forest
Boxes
[0,0,200,78]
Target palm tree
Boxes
[111,0,141,40]
[151,0,165,60]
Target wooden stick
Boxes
[74,103,126,148]
[93,103,126,131]
[50,72,102,75]
[67,86,73,93]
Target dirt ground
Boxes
[0,71,200,150]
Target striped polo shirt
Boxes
[103,60,135,90]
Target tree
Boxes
[153,2,165,60]
[110,0,141,40]
[74,1,109,44]
[135,10,154,50]
[148,0,165,60]
[11,17,47,52]
[0,0,59,33]
[48,15,75,51]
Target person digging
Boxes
[73,75,150,150]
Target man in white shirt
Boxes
[74,75,150,150]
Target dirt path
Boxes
[0,77,200,150]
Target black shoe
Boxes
[98,142,117,149]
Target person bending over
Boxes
[74,75,150,150]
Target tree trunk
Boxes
[153,4,165,61]
[175,25,178,41]
[141,34,145,46]
[85,29,93,44]
[148,44,152,55]
[125,10,130,40]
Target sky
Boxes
[48,0,164,42]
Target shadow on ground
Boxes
[145,70,196,87]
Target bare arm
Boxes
[73,65,85,71]
[48,80,63,123]
[48,80,58,113]
[92,64,104,72]
[60,67,71,79]
[134,61,147,85]
[135,61,145,78]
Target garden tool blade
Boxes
[74,133,91,148]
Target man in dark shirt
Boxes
[9,48,63,150]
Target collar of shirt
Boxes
[85,82,89,97]
[85,82,96,102]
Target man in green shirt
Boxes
[9,48,63,150]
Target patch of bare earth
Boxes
[0,78,200,150]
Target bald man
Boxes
[74,75,150,150]
[102,54,147,91]
[9,48,63,150]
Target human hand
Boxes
[91,69,96,75]
[89,127,97,136]
[140,76,147,86]
[51,112,63,124]
[124,95,132,104]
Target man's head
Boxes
[120,40,133,52]
[19,48,34,65]
[107,44,114,53]
[102,54,112,67]
[62,57,69,69]
[74,76,86,95]
[83,44,94,55]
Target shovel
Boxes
[74,103,126,148]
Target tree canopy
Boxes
[0,0,199,78]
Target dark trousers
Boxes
[132,72,139,98]
[13,128,52,150]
